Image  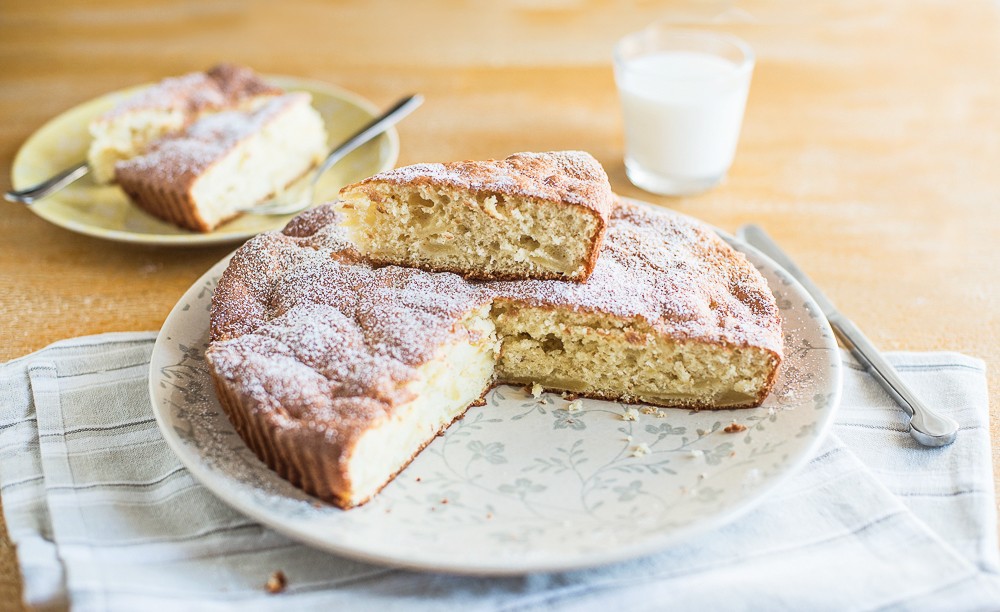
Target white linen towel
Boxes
[1,332,998,611]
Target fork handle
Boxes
[739,223,958,448]
[313,94,424,181]
[5,161,90,204]
[829,314,959,447]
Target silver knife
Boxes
[737,224,958,447]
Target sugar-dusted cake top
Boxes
[492,201,783,352]
[94,63,282,124]
[208,207,491,443]
[344,151,615,221]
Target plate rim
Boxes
[148,204,843,575]
[10,75,400,247]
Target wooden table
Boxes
[2,1,998,608]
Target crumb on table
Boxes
[266,570,287,594]
[724,422,747,433]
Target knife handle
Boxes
[828,314,959,447]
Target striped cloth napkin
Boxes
[1,332,999,611]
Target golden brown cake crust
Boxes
[205,63,283,102]
[340,151,614,281]
[206,201,783,507]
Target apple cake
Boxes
[87,63,281,184]
[206,201,783,508]
[115,93,326,232]
[338,151,614,282]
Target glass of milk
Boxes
[614,26,755,196]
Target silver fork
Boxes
[5,161,90,204]
[240,93,423,216]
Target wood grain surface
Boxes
[2,1,998,609]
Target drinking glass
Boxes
[614,26,755,196]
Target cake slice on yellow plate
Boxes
[115,93,326,232]
[87,63,281,184]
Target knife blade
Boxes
[737,224,958,447]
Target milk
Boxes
[615,50,753,195]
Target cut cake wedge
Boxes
[87,63,281,184]
[115,93,326,232]
[338,151,614,282]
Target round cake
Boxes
[206,201,783,508]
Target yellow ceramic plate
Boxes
[9,76,399,246]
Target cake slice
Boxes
[87,63,281,184]
[489,203,782,408]
[211,299,500,509]
[338,151,614,282]
[207,223,501,508]
[115,93,326,232]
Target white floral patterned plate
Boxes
[10,76,398,246]
[149,210,842,574]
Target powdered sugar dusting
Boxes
[95,63,281,124]
[208,213,492,443]
[492,202,784,353]
[95,73,222,122]
[115,93,311,185]
[348,151,614,216]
